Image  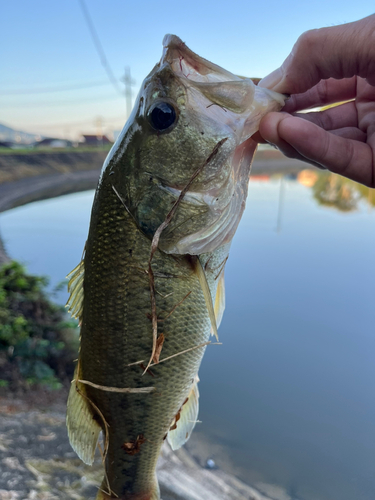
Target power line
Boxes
[0,80,110,96]
[1,93,124,109]
[77,0,123,96]
[16,114,126,130]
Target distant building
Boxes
[80,135,112,147]
[34,138,73,148]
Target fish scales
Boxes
[66,34,285,499]
[81,183,215,494]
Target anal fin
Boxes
[167,376,200,451]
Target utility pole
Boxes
[121,66,135,120]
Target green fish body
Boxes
[66,35,285,500]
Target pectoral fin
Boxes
[193,256,218,341]
[66,365,101,465]
[167,376,200,451]
[214,271,225,329]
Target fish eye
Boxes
[148,102,178,132]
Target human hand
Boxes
[257,15,375,187]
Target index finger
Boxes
[283,77,357,113]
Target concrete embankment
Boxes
[0,149,108,185]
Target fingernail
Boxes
[258,68,283,90]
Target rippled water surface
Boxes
[0,171,374,500]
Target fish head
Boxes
[102,35,285,255]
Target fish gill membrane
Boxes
[66,35,285,500]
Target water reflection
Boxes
[299,169,375,212]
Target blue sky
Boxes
[1,1,374,140]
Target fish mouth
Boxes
[161,34,238,84]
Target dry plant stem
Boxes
[214,256,228,280]
[111,184,138,225]
[158,291,192,322]
[76,379,155,393]
[153,333,165,364]
[149,341,221,368]
[97,442,115,498]
[145,137,228,374]
[128,341,222,368]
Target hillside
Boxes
[0,123,43,144]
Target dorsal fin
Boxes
[167,376,200,451]
[193,256,218,341]
[65,260,84,320]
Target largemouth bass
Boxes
[66,35,285,500]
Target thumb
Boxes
[259,14,375,94]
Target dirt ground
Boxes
[0,390,103,500]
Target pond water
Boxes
[0,170,374,500]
